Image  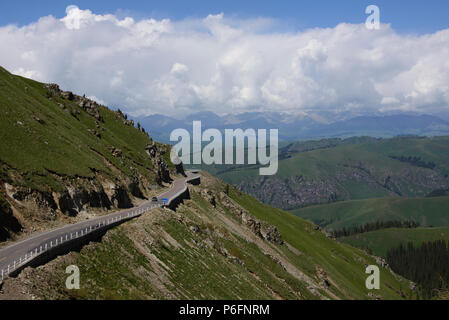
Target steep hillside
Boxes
[0,67,178,243]
[209,136,449,210]
[290,196,449,230]
[1,173,413,300]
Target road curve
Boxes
[0,171,200,280]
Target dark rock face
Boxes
[58,187,112,216]
[112,186,133,209]
[128,181,145,199]
[176,163,186,176]
[58,192,77,217]
[88,189,112,209]
[156,158,171,184]
[13,189,57,211]
[145,142,173,184]
[0,197,22,241]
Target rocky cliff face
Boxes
[145,142,173,184]
[0,193,22,241]
[1,144,177,241]
[237,163,449,210]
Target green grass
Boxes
[227,187,413,300]
[51,182,415,300]
[339,227,449,258]
[0,66,157,191]
[200,135,449,209]
[290,196,449,230]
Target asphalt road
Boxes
[0,172,200,279]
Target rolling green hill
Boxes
[290,196,449,230]
[339,227,449,258]
[201,136,449,210]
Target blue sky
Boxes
[0,1,448,118]
[1,0,449,34]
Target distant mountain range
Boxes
[136,111,449,143]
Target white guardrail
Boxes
[0,174,200,282]
[0,205,160,281]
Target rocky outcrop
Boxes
[201,189,216,207]
[87,129,101,139]
[145,143,157,157]
[217,191,283,245]
[0,195,22,241]
[155,158,170,185]
[45,84,104,122]
[11,187,57,220]
[108,146,122,157]
[57,102,80,117]
[78,97,104,122]
[57,186,112,216]
[375,256,389,268]
[128,181,145,199]
[241,211,284,245]
[259,222,284,245]
[175,163,186,176]
[237,162,449,210]
[3,171,143,221]
[146,142,172,184]
[316,266,331,288]
[111,186,133,209]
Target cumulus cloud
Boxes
[0,6,448,118]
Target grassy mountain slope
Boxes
[1,173,413,300]
[339,227,449,258]
[290,196,449,230]
[207,136,449,210]
[0,66,175,242]
[0,66,155,189]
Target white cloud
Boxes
[0,7,448,118]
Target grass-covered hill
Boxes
[206,136,449,210]
[1,173,414,300]
[290,196,449,231]
[339,227,449,258]
[0,66,176,242]
[0,67,417,300]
